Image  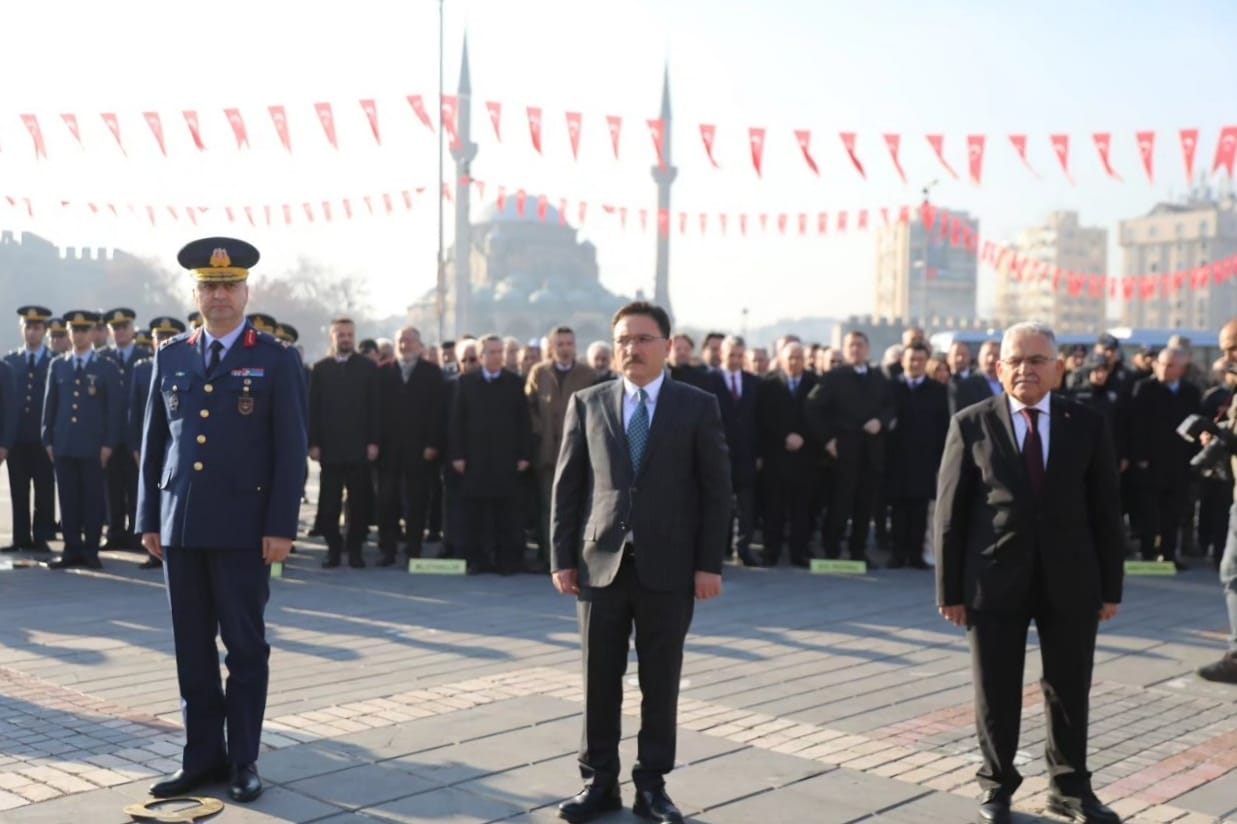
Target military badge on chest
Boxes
[238,384,254,416]
[86,374,98,397]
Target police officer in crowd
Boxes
[43,310,124,569]
[4,307,55,552]
[138,238,307,803]
[47,317,71,355]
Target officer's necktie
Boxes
[208,340,224,372]
[1021,408,1044,497]
[627,388,650,472]
[75,359,83,379]
[28,352,35,372]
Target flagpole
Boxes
[434,0,446,343]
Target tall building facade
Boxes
[1118,192,1237,330]
[874,209,979,323]
[995,211,1108,334]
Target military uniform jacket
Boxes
[136,323,308,550]
[101,345,151,449]
[129,356,155,452]
[41,353,124,457]
[0,359,16,450]
[4,349,51,445]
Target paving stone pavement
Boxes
[1,471,1236,823]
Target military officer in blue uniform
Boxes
[134,329,153,351]
[129,316,185,570]
[101,307,150,551]
[47,317,70,355]
[138,237,307,804]
[42,310,124,569]
[2,306,53,552]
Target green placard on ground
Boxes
[408,558,468,575]
[270,562,284,579]
[810,559,868,575]
[1124,560,1176,576]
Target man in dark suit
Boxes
[707,335,762,566]
[309,318,381,568]
[956,340,1003,411]
[756,341,817,567]
[885,342,949,569]
[449,334,533,575]
[936,321,1123,824]
[376,326,445,565]
[551,301,730,824]
[1127,346,1201,570]
[946,341,973,415]
[4,307,57,552]
[667,333,709,389]
[807,331,895,562]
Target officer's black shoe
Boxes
[887,557,906,569]
[377,553,397,567]
[139,557,163,570]
[0,545,20,553]
[976,788,1011,824]
[321,555,341,569]
[909,558,931,570]
[82,558,103,570]
[347,554,366,569]
[1045,790,1120,823]
[48,557,79,569]
[632,787,684,823]
[558,783,621,823]
[1198,652,1237,684]
[229,763,263,803]
[149,763,229,798]
[737,550,763,567]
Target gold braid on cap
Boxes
[194,247,249,282]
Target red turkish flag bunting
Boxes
[1092,133,1120,180]
[360,99,381,145]
[748,127,766,177]
[365,195,376,214]
[1049,134,1072,182]
[143,112,167,156]
[759,213,768,232]
[536,195,548,223]
[527,107,543,154]
[858,209,869,230]
[224,108,249,148]
[315,103,338,149]
[838,132,866,178]
[579,201,588,224]
[837,211,849,233]
[182,111,205,150]
[647,118,667,169]
[700,124,720,167]
[566,111,583,160]
[19,115,47,159]
[61,113,82,146]
[718,214,728,235]
[515,190,527,218]
[883,134,907,183]
[268,106,292,152]
[657,209,669,237]
[101,113,126,156]
[1008,134,1037,176]
[794,130,820,175]
[303,203,315,223]
[606,115,622,160]
[402,190,413,210]
[407,95,435,132]
[322,201,333,221]
[441,96,460,150]
[1136,130,1155,183]
[618,206,628,229]
[699,212,708,235]
[925,134,959,180]
[967,135,985,184]
[486,101,502,141]
[817,212,828,235]
[1180,129,1199,180]
[776,214,788,235]
[1212,126,1237,176]
[282,204,292,225]
[383,193,395,215]
[680,212,689,235]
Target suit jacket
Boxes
[0,359,16,451]
[934,394,1124,615]
[551,376,732,592]
[42,353,124,457]
[5,349,52,445]
[448,370,533,498]
[377,358,446,469]
[526,360,597,470]
[708,370,761,488]
[136,323,308,549]
[805,364,895,469]
[1127,377,1201,484]
[956,372,1000,411]
[668,364,711,390]
[308,354,380,464]
[885,377,950,500]
[754,370,817,481]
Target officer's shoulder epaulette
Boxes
[160,331,195,350]
[255,330,290,349]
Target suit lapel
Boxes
[602,378,628,476]
[988,396,1028,495]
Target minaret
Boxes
[651,65,676,318]
[450,37,478,337]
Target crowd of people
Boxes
[4,302,1230,581]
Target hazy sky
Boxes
[1,0,1234,330]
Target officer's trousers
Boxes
[7,443,55,544]
[54,456,104,560]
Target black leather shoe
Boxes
[1045,791,1120,823]
[149,764,229,798]
[229,763,263,803]
[1198,652,1237,684]
[82,558,103,570]
[908,558,931,570]
[886,557,906,569]
[558,783,621,823]
[378,553,397,567]
[347,554,366,569]
[139,557,163,569]
[0,544,20,553]
[633,787,684,823]
[322,556,341,568]
[48,557,79,569]
[976,789,1011,824]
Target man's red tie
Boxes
[1021,408,1044,496]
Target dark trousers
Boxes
[1139,481,1187,561]
[728,485,755,557]
[165,546,270,770]
[890,498,930,564]
[578,556,694,790]
[824,453,879,559]
[762,472,815,565]
[536,465,556,561]
[968,605,1098,798]
[318,462,372,557]
[426,473,444,537]
[462,496,522,572]
[377,461,434,557]
[54,456,104,561]
[105,448,139,544]
[1199,479,1232,557]
[7,443,55,544]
